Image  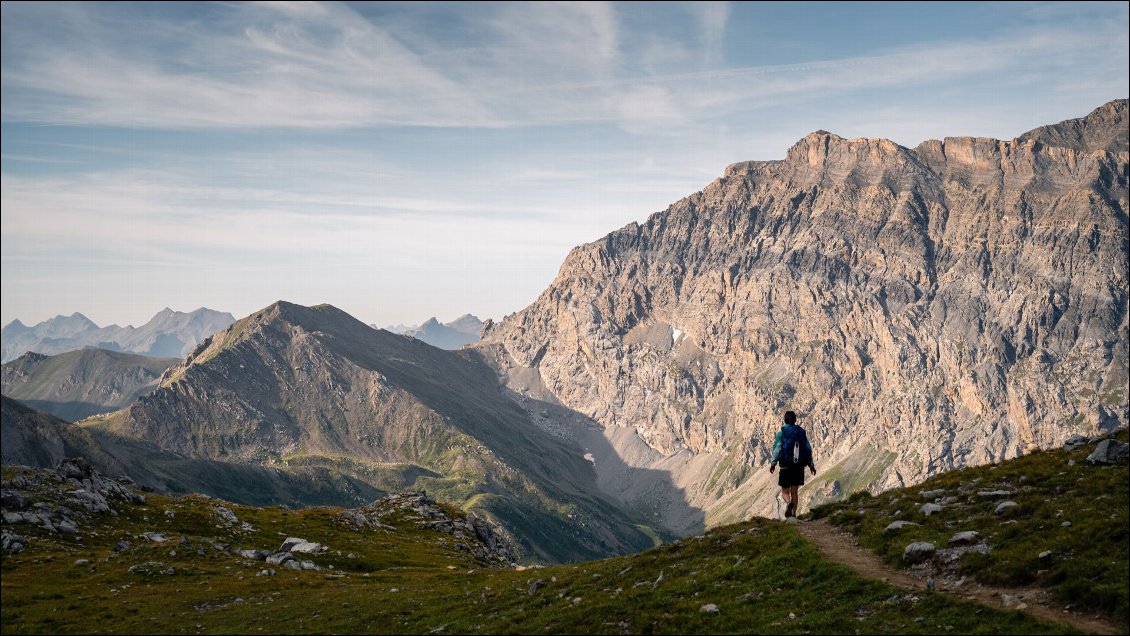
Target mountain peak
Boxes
[1016,98,1128,154]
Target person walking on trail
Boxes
[769,410,816,519]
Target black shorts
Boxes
[778,465,806,488]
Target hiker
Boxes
[769,410,816,518]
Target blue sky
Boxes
[2,1,1127,329]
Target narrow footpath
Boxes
[795,519,1124,635]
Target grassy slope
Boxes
[810,429,1130,624]
[2,349,177,421]
[2,466,1073,635]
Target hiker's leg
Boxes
[789,486,800,515]
[780,486,791,516]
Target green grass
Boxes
[810,429,1129,624]
[2,464,1079,635]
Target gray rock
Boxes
[1086,439,1129,465]
[994,501,1019,514]
[140,532,167,542]
[700,603,719,614]
[1061,521,1072,528]
[56,457,93,481]
[265,552,295,566]
[1,490,28,510]
[1063,434,1089,450]
[3,511,24,524]
[279,537,324,554]
[299,560,319,570]
[55,519,78,533]
[903,542,936,564]
[213,506,239,526]
[920,489,946,500]
[284,560,302,570]
[68,489,111,514]
[239,549,269,561]
[256,569,276,577]
[1,530,26,553]
[977,490,1012,497]
[920,503,942,516]
[528,579,547,595]
[885,520,919,534]
[949,531,979,545]
[1039,550,1052,559]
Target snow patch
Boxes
[583,452,595,465]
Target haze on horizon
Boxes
[2,1,1127,329]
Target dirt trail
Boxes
[795,519,1124,635]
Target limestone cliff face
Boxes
[480,100,1129,521]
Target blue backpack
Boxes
[778,425,811,468]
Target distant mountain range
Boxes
[375,314,483,350]
[2,349,178,422]
[1,308,235,363]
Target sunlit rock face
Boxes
[480,100,1129,522]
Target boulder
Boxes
[279,538,325,554]
[1063,434,1089,450]
[884,520,919,534]
[1086,439,1129,465]
[1,490,28,510]
[903,542,936,564]
[920,503,942,516]
[949,531,979,545]
[266,552,294,566]
[994,501,1018,514]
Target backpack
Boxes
[778,425,811,468]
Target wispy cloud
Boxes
[3,2,1125,134]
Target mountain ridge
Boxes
[90,300,669,562]
[1,307,235,363]
[479,99,1129,525]
[1,348,178,421]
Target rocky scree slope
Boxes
[479,100,1129,526]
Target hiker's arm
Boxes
[769,430,783,470]
[806,437,816,473]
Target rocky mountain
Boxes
[0,395,383,508]
[91,301,665,562]
[2,349,178,422]
[1,307,235,363]
[478,99,1129,527]
[375,314,485,350]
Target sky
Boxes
[2,1,1127,329]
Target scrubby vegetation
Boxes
[811,429,1129,624]
[2,462,1081,635]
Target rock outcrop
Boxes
[479,100,1129,525]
